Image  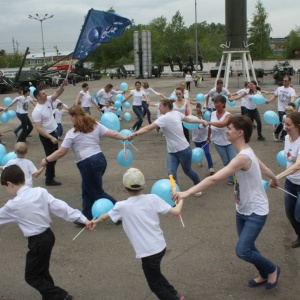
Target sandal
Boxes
[227,181,234,186]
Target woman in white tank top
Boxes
[173,115,281,291]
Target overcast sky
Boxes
[0,0,299,55]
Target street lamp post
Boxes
[28,14,54,64]
[195,0,198,71]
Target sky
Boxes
[0,0,299,55]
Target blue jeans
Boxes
[236,212,276,279]
[213,143,236,183]
[167,146,200,185]
[194,141,214,169]
[142,248,179,300]
[56,123,63,137]
[77,152,116,220]
[274,111,285,135]
[243,108,263,137]
[83,107,91,115]
[132,105,143,130]
[284,179,300,237]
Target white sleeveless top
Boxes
[173,100,187,114]
[235,147,268,216]
[210,111,231,146]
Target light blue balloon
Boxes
[252,94,266,105]
[7,110,16,119]
[203,110,211,121]
[93,92,99,103]
[119,129,132,145]
[183,115,200,130]
[114,100,122,108]
[116,94,124,102]
[29,86,36,97]
[1,151,17,166]
[124,112,131,121]
[151,179,180,206]
[196,94,205,102]
[294,98,300,107]
[101,112,120,131]
[228,100,236,107]
[117,148,133,167]
[91,198,114,219]
[123,101,131,109]
[1,112,9,124]
[264,110,279,125]
[115,108,122,116]
[4,97,12,106]
[224,96,229,103]
[192,148,205,162]
[170,92,176,99]
[276,150,286,167]
[0,144,7,163]
[262,180,269,191]
[120,82,128,91]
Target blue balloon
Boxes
[196,94,205,102]
[4,97,12,106]
[120,82,128,91]
[117,148,133,167]
[192,148,205,162]
[116,94,124,102]
[264,111,279,125]
[101,112,120,131]
[7,110,16,119]
[115,108,122,116]
[0,144,7,163]
[170,92,176,99]
[228,100,236,107]
[224,96,229,103]
[183,115,200,130]
[29,86,36,97]
[276,150,286,167]
[262,180,269,191]
[203,110,211,121]
[151,179,180,206]
[1,151,17,166]
[1,112,9,124]
[123,101,131,109]
[294,98,300,107]
[252,94,266,105]
[119,129,133,145]
[124,112,131,121]
[93,92,99,103]
[114,101,122,108]
[91,198,114,219]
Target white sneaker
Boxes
[209,168,215,175]
[129,127,136,133]
[194,192,203,197]
[273,133,279,141]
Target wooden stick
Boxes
[277,186,297,198]
[72,218,95,241]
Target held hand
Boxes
[269,178,279,188]
[91,220,98,230]
[202,120,208,127]
[41,158,47,167]
[127,134,135,141]
[50,136,58,144]
[62,79,68,86]
[172,191,188,201]
[122,135,129,140]
[85,221,93,230]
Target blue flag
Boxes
[72,9,132,59]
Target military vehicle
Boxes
[74,60,101,80]
[273,61,294,83]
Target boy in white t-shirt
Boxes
[1,142,45,187]
[101,100,117,114]
[53,102,67,140]
[92,168,185,300]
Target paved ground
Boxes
[0,74,299,300]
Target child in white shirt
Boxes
[53,102,67,139]
[101,100,117,113]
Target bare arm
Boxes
[33,122,58,144]
[230,91,247,101]
[168,199,183,216]
[51,80,67,102]
[205,94,210,108]
[104,130,128,140]
[91,212,110,229]
[205,113,232,128]
[32,166,46,178]
[41,146,69,167]
[128,123,158,141]
[75,93,83,106]
[266,94,277,104]
[276,154,300,180]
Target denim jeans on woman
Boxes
[213,142,236,183]
[167,146,200,185]
[284,179,300,237]
[77,152,116,220]
[132,105,143,131]
[194,141,214,169]
[236,212,276,279]
[243,108,263,137]
[141,248,180,300]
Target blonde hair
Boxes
[68,105,97,133]
[15,142,28,156]
[285,105,295,114]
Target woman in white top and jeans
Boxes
[96,83,124,109]
[124,81,149,132]
[75,83,99,115]
[173,115,281,291]
[41,106,128,222]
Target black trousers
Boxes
[16,113,33,142]
[25,228,68,300]
[141,248,179,300]
[39,131,58,183]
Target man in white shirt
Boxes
[205,79,230,112]
[32,80,67,186]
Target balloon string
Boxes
[72,218,95,241]
[129,141,138,151]
[123,141,128,161]
[277,186,297,198]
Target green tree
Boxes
[248,0,272,59]
[284,26,300,58]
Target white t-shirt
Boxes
[101,106,114,113]
[61,122,108,163]
[130,90,145,106]
[80,90,92,107]
[185,74,192,82]
[52,99,68,109]
[96,89,123,105]
[142,87,161,98]
[108,194,170,258]
[192,123,208,142]
[14,96,32,114]
[284,135,300,184]
[243,89,259,110]
[235,147,269,216]
[210,111,231,146]
[53,109,66,124]
[4,158,37,187]
[155,110,189,153]
[32,96,57,133]
[207,87,230,109]
[275,86,296,111]
[237,88,247,107]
